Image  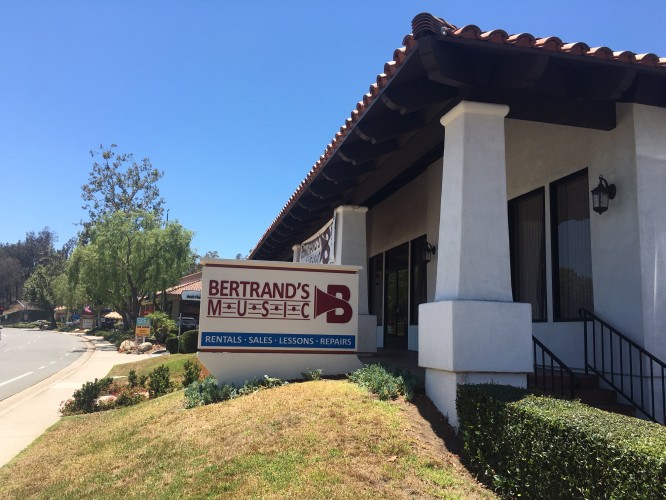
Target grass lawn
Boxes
[0,360,493,499]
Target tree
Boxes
[70,210,193,328]
[0,228,58,306]
[22,243,71,328]
[81,145,165,233]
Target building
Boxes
[164,272,202,323]
[249,13,666,424]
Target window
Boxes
[508,188,547,321]
[410,235,428,325]
[550,169,594,321]
[368,254,383,326]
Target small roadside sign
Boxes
[135,317,151,336]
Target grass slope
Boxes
[0,380,491,499]
[107,354,208,387]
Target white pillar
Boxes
[633,104,666,362]
[292,244,302,263]
[334,205,377,352]
[419,101,532,428]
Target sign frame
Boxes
[198,259,361,354]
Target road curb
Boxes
[0,334,97,416]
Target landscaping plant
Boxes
[60,377,113,415]
[347,364,415,401]
[457,384,666,498]
[182,358,202,388]
[148,365,173,398]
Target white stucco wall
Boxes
[505,104,647,368]
[366,160,442,350]
[633,104,666,361]
[360,102,663,367]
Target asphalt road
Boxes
[0,327,87,402]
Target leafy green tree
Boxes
[22,244,71,328]
[0,228,58,306]
[70,210,193,328]
[81,145,165,237]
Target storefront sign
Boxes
[299,217,335,264]
[199,260,359,352]
[181,290,201,301]
[135,316,151,336]
[82,315,94,330]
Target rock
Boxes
[138,342,153,353]
[119,340,136,352]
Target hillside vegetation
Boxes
[0,379,491,499]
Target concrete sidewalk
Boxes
[0,334,139,468]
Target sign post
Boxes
[198,259,363,384]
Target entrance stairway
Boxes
[531,309,666,424]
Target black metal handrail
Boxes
[532,335,577,399]
[580,308,666,424]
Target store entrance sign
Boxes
[199,260,360,353]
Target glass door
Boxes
[384,242,409,348]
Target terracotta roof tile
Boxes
[167,279,202,295]
[535,37,564,51]
[507,33,536,47]
[249,12,666,259]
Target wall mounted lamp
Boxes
[422,241,436,263]
[591,175,616,215]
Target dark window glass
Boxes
[508,188,547,321]
[384,243,409,347]
[410,235,428,325]
[368,254,383,326]
[550,169,594,320]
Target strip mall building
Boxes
[249,13,666,425]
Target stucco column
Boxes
[435,101,513,301]
[334,205,377,352]
[633,104,666,362]
[419,101,532,428]
[292,244,302,263]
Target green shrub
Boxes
[182,359,202,388]
[179,329,199,353]
[60,377,113,415]
[146,311,176,343]
[147,365,172,398]
[184,375,287,409]
[301,367,322,381]
[165,336,179,354]
[457,384,666,499]
[115,389,148,408]
[185,376,233,408]
[127,369,138,388]
[102,329,134,348]
[347,364,414,401]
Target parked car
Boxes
[177,317,198,331]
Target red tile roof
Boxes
[166,278,202,296]
[250,13,666,259]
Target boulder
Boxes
[138,342,153,353]
[119,340,136,352]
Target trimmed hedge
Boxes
[457,384,666,498]
[165,336,179,354]
[165,329,198,354]
[180,329,198,353]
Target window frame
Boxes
[549,168,594,322]
[508,187,547,322]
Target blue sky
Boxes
[2,1,665,258]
